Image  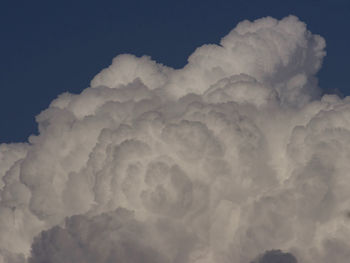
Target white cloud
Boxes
[0,15,349,263]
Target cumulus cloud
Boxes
[0,15,349,263]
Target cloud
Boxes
[0,15,349,263]
[251,250,297,263]
[28,209,171,263]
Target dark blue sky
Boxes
[1,0,349,143]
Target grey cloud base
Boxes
[1,15,349,263]
[251,250,297,263]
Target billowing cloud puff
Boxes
[0,15,349,263]
[29,209,174,263]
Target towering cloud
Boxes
[0,15,349,263]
